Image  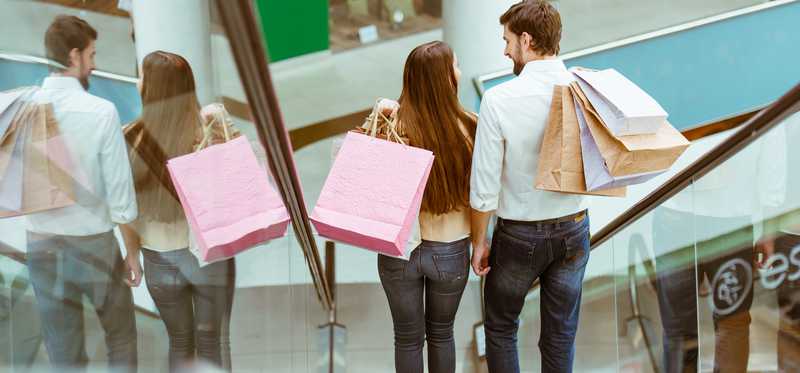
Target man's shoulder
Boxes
[484,76,523,101]
[78,92,118,117]
[42,88,119,118]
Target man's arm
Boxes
[119,223,143,287]
[471,209,494,275]
[100,107,138,225]
[469,94,504,276]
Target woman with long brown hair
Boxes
[377,41,477,373]
[119,51,236,372]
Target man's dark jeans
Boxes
[484,212,590,373]
[378,237,470,373]
[26,231,138,373]
[142,248,235,372]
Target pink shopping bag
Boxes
[310,131,434,259]
[167,135,290,262]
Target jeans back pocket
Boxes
[562,226,590,267]
[432,249,468,282]
[492,229,536,280]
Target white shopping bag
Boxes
[572,68,668,136]
[0,89,31,140]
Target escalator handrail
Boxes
[591,81,800,249]
[215,1,333,310]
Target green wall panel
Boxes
[255,0,329,62]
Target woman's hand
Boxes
[376,98,399,118]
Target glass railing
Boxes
[521,82,800,372]
[0,1,331,372]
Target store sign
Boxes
[761,244,800,290]
[711,258,752,316]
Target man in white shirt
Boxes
[469,2,589,372]
[25,15,139,371]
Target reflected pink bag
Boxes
[310,131,434,259]
[167,135,290,262]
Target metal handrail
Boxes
[215,0,333,310]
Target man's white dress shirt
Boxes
[470,59,587,221]
[27,76,137,236]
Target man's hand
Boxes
[124,253,143,287]
[755,236,776,269]
[472,238,491,276]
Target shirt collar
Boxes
[520,59,567,76]
[42,76,85,91]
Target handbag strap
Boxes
[124,122,180,202]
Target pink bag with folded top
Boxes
[310,116,433,259]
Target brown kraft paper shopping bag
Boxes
[0,104,75,217]
[570,82,690,177]
[536,85,626,197]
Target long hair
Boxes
[128,51,203,222]
[398,41,477,215]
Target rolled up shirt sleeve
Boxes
[100,108,138,224]
[470,93,504,212]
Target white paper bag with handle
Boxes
[572,68,668,136]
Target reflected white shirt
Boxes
[470,59,586,221]
[27,76,137,236]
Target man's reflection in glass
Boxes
[652,125,786,373]
[762,112,800,372]
[24,15,139,372]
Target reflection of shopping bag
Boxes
[572,68,668,136]
[0,104,76,217]
[570,82,689,190]
[0,89,28,138]
[311,128,433,259]
[0,109,26,211]
[535,85,625,197]
[167,128,290,263]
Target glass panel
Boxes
[689,113,799,372]
[576,239,619,371]
[612,190,698,373]
[0,1,322,372]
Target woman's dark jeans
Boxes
[142,248,235,372]
[378,237,470,373]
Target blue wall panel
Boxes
[479,2,800,129]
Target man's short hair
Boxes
[45,15,97,69]
[500,0,562,56]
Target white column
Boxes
[131,0,215,105]
[443,0,517,108]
